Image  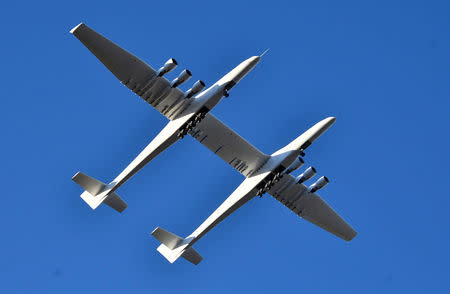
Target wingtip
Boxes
[151,227,161,236]
[70,22,85,34]
[346,230,358,242]
[72,171,82,181]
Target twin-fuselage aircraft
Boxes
[71,23,357,265]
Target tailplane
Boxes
[72,172,127,213]
[151,227,202,265]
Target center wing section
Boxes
[188,113,270,177]
[268,174,357,241]
[71,23,186,119]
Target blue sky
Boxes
[1,0,449,293]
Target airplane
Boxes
[70,23,357,265]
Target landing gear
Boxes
[256,172,282,198]
[177,111,207,139]
[257,189,264,198]
[223,89,229,98]
[273,172,281,183]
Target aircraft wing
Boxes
[189,114,270,177]
[71,23,187,119]
[71,23,270,178]
[268,174,357,241]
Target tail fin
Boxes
[151,227,202,265]
[72,172,127,213]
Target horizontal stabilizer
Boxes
[151,227,203,265]
[73,172,127,213]
[73,171,105,196]
[103,193,128,213]
[152,227,183,249]
[181,247,203,265]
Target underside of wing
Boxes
[189,114,270,177]
[268,174,357,241]
[71,23,186,119]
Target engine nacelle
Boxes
[185,80,205,98]
[308,176,329,193]
[296,166,316,184]
[156,58,178,77]
[285,157,304,174]
[170,69,192,88]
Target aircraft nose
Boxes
[245,56,260,68]
[215,55,261,91]
[248,56,260,63]
[229,56,260,85]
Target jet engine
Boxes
[285,157,304,174]
[296,166,316,184]
[171,69,192,88]
[185,80,206,98]
[308,176,329,193]
[156,58,177,77]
